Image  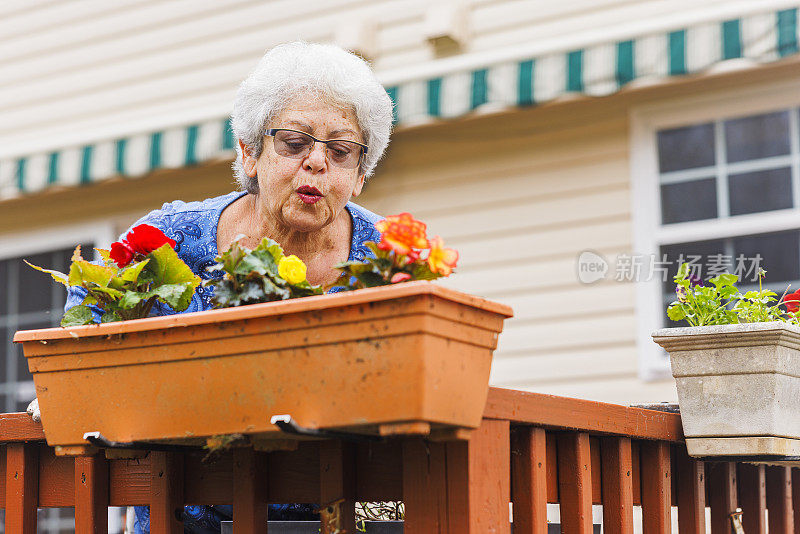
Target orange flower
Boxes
[427,236,458,276]
[375,213,429,256]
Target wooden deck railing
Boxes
[1,387,798,533]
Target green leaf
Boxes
[365,241,389,259]
[95,248,112,263]
[118,291,145,309]
[219,239,247,274]
[710,274,738,288]
[148,283,193,309]
[91,286,124,299]
[101,311,120,323]
[260,276,291,300]
[667,304,687,321]
[291,279,323,294]
[68,260,115,288]
[336,261,378,276]
[120,259,150,283]
[212,281,239,308]
[411,263,442,281]
[61,305,95,326]
[118,284,192,311]
[354,270,390,288]
[255,237,285,263]
[24,260,69,286]
[144,244,200,311]
[240,281,267,303]
[233,250,273,276]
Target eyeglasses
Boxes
[265,128,368,169]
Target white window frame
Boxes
[630,76,800,380]
[0,219,115,411]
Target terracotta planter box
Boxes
[652,322,800,461]
[14,281,512,454]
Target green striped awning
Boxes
[1,6,798,200]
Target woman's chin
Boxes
[282,207,332,233]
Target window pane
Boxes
[15,381,35,413]
[733,230,800,284]
[661,178,718,224]
[0,326,8,384]
[657,123,716,173]
[0,259,8,316]
[659,239,726,294]
[728,167,793,216]
[14,338,31,384]
[15,320,50,383]
[18,254,53,314]
[725,111,791,163]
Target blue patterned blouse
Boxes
[66,190,383,316]
[64,191,382,533]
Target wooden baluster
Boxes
[319,440,356,534]
[402,438,448,533]
[149,451,184,534]
[600,436,634,534]
[738,464,766,534]
[557,432,593,534]
[675,446,705,533]
[5,442,38,534]
[767,466,794,534]
[74,455,109,534]
[446,419,511,533]
[511,427,548,534]
[640,441,671,534]
[234,448,269,534]
[792,469,800,533]
[709,462,737,534]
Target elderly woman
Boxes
[138,40,391,313]
[31,41,394,533]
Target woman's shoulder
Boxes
[346,202,383,261]
[129,191,244,243]
[142,191,245,221]
[346,201,383,226]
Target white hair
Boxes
[231,41,394,194]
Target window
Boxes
[0,245,91,412]
[631,80,800,379]
[0,223,115,412]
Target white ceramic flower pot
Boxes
[652,321,800,461]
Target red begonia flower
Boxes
[124,224,176,255]
[109,241,135,268]
[785,289,800,313]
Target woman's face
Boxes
[243,96,366,233]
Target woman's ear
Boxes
[351,174,366,197]
[238,140,258,178]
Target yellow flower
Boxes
[278,255,307,284]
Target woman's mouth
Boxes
[296,185,323,204]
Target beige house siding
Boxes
[0,0,789,158]
[357,102,678,404]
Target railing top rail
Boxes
[485,387,684,442]
[0,388,685,445]
[0,412,45,442]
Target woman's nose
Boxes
[303,142,327,172]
